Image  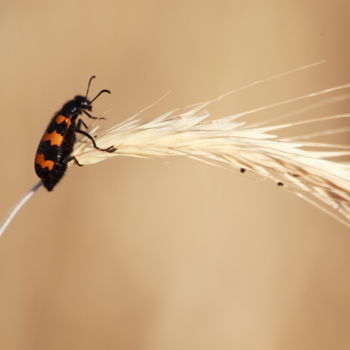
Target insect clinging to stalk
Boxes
[34,76,116,191]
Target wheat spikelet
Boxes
[71,83,350,228]
[1,61,349,237]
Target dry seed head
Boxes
[2,61,349,238]
[71,83,350,228]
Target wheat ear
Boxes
[71,83,350,228]
[1,61,349,237]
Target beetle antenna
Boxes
[85,75,96,98]
[89,89,111,104]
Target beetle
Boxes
[34,76,116,191]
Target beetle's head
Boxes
[74,95,92,111]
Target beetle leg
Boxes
[82,109,106,120]
[75,119,116,153]
[65,156,84,167]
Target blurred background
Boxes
[1,1,350,349]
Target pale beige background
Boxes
[0,1,350,349]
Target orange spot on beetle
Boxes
[42,130,64,147]
[35,153,54,170]
[55,115,71,126]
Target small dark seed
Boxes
[277,182,284,187]
[240,168,246,173]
